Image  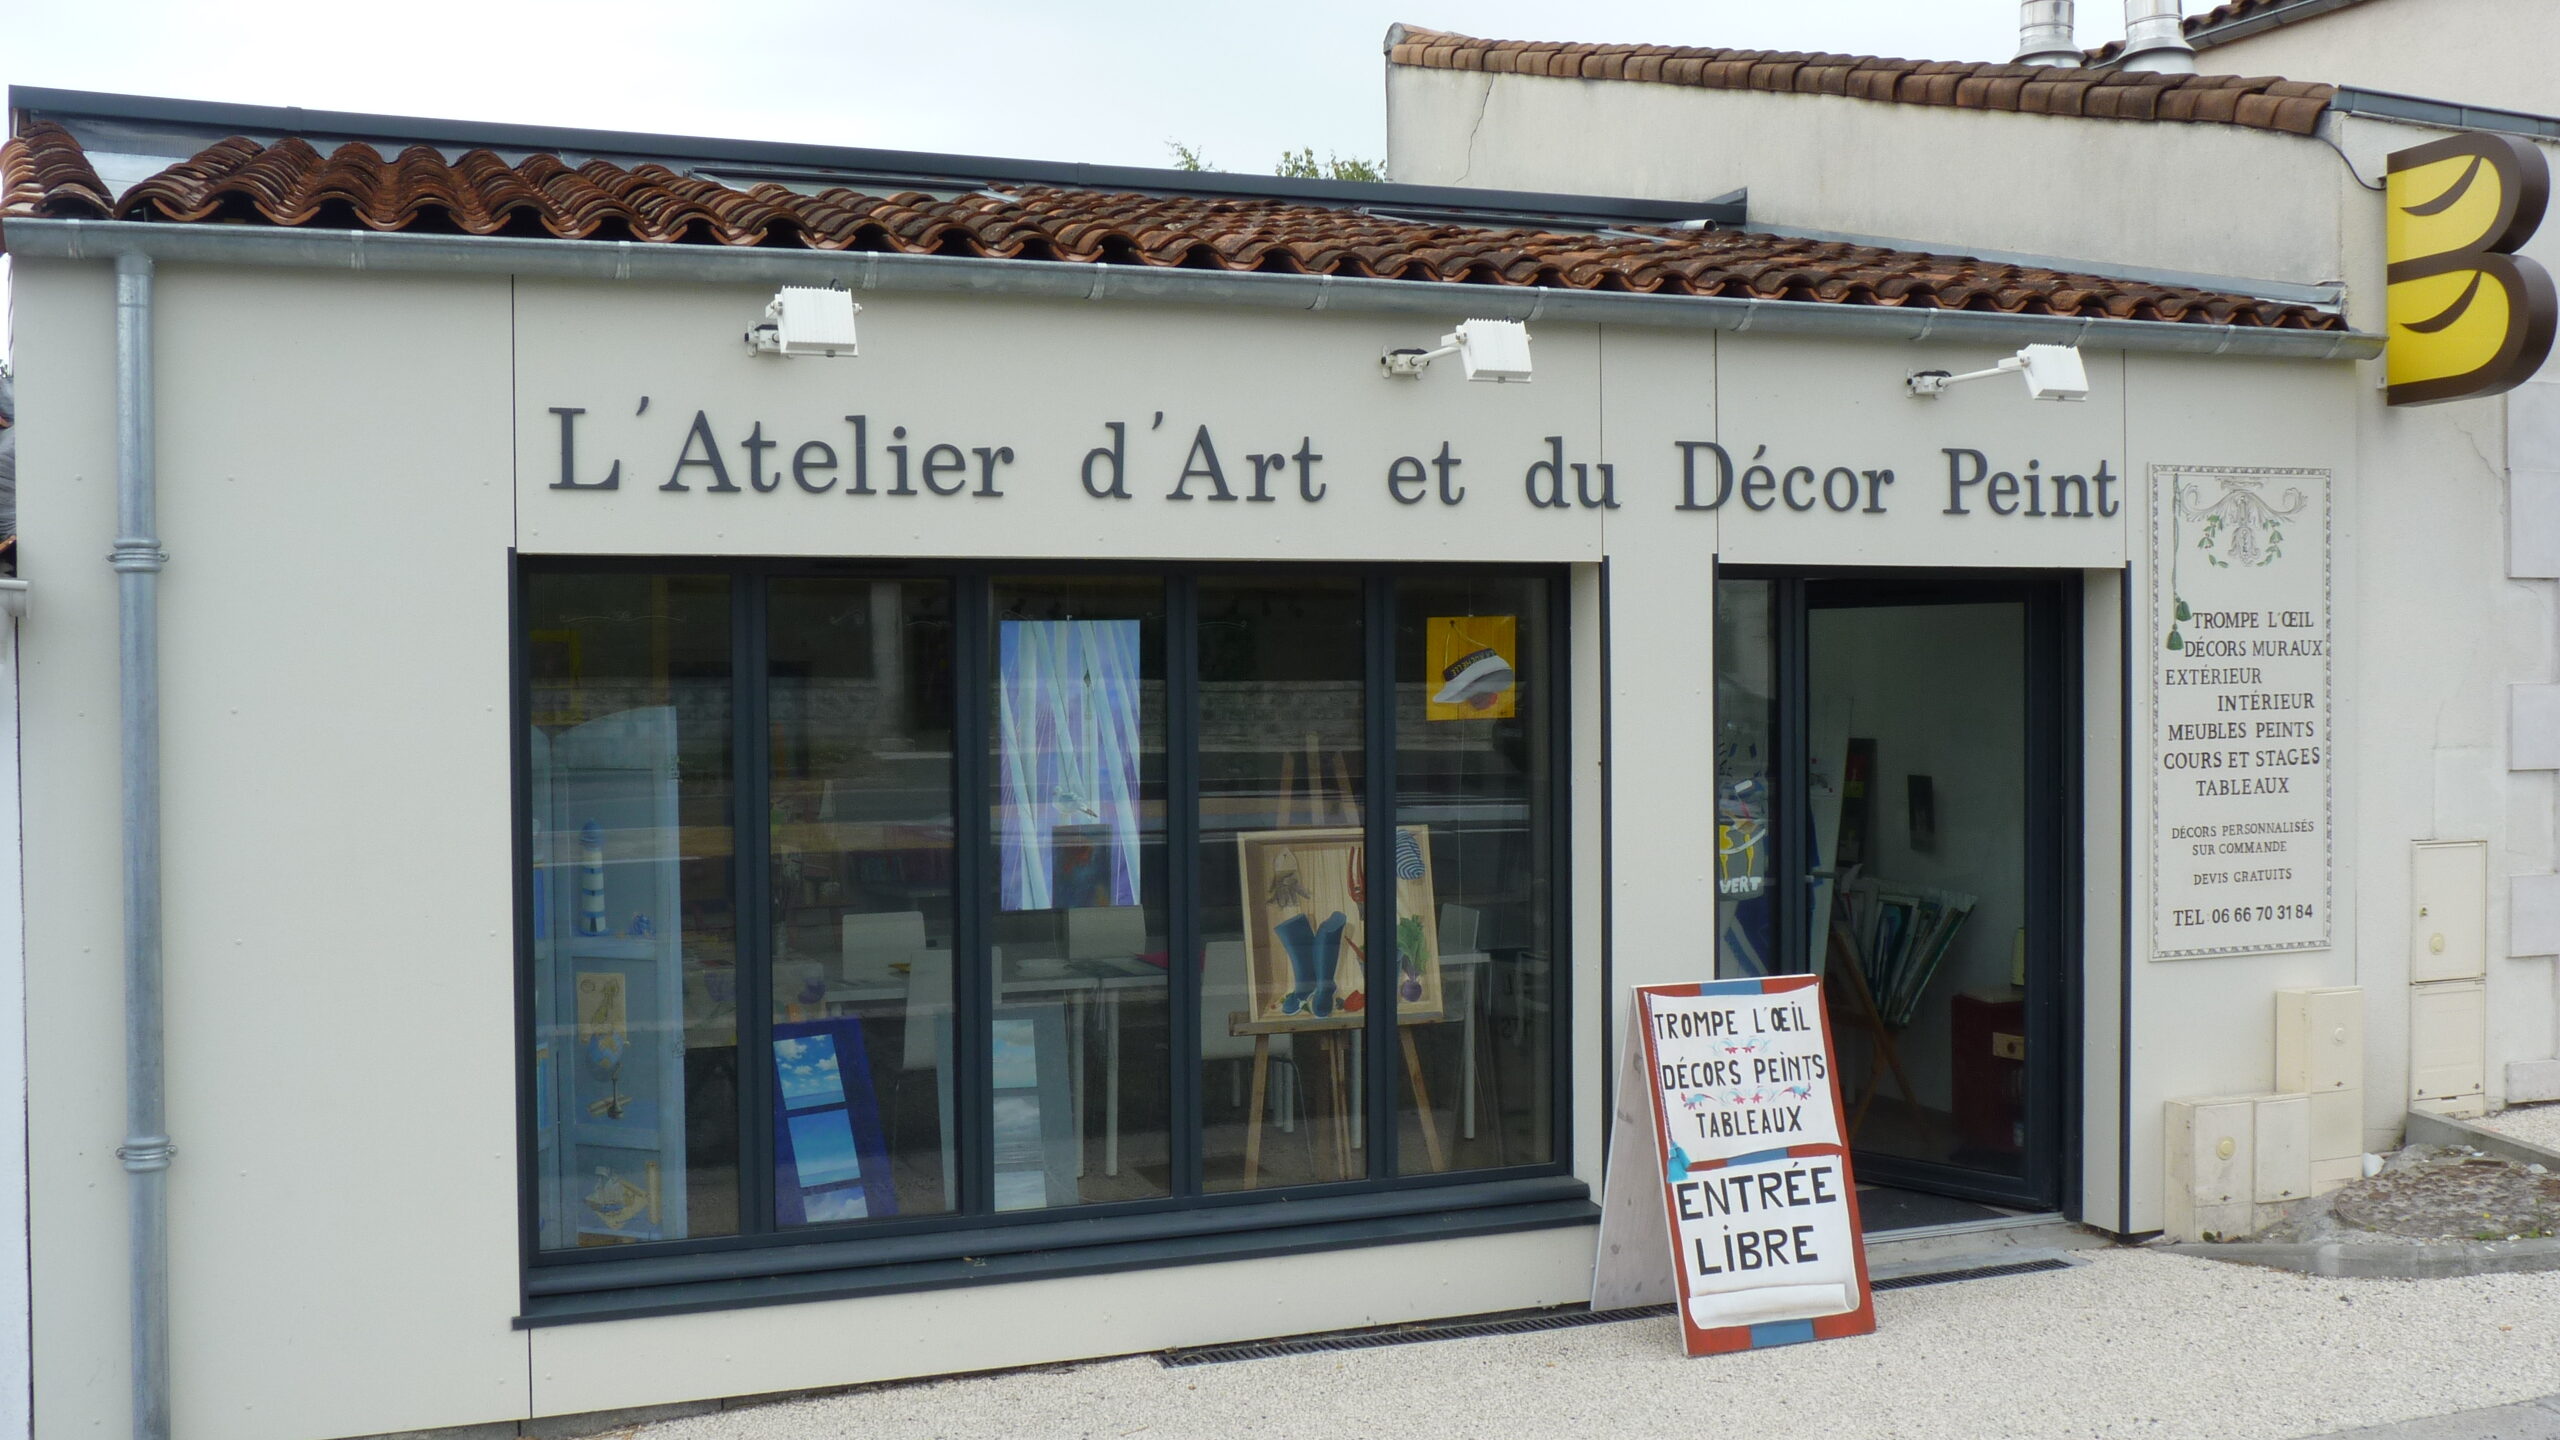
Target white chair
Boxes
[1202,940,1295,1133]
[1066,905,1149,971]
[842,909,929,988]
[1439,904,1493,1141]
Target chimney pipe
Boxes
[2118,0,2198,73]
[2017,1,2081,67]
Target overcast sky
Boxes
[0,1,2183,355]
[4,1,2166,173]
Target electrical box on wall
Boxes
[2410,841,2488,984]
[2164,1096,2256,1242]
[2409,979,2488,1116]
[2275,986,2363,1095]
[2253,1094,2311,1209]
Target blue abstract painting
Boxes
[997,619,1142,911]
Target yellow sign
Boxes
[2386,132,2557,406]
[1425,615,1517,720]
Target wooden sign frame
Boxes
[1593,976,1875,1355]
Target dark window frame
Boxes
[511,556,1585,1322]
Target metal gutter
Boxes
[2330,87,2560,142]
[2187,0,2381,50]
[0,219,2383,361]
[106,252,170,1440]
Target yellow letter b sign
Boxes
[2387,132,2557,406]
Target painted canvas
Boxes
[997,619,1143,912]
[769,1020,894,1227]
[1425,615,1518,721]
[1235,826,1443,1026]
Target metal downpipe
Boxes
[109,252,170,1440]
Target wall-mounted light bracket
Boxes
[1907,343,2087,402]
[746,285,862,358]
[1382,319,1533,383]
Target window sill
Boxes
[518,1176,1595,1328]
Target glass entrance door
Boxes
[1715,571,2075,1213]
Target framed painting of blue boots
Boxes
[1235,825,1445,1027]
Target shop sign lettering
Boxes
[2148,467,2333,959]
[544,404,2117,521]
[1590,977,1875,1357]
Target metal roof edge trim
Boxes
[2187,0,2383,50]
[0,218,2383,361]
[7,85,1742,228]
[2329,87,2560,142]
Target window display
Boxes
[523,563,1568,1265]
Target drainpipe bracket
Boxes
[0,579,25,620]
[115,1137,175,1172]
[107,541,167,574]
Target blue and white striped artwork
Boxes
[997,619,1143,912]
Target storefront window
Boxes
[1715,578,1777,978]
[522,564,1566,1269]
[1395,576,1554,1173]
[528,573,739,1250]
[989,577,1170,1207]
[766,578,956,1226]
[1196,577,1367,1191]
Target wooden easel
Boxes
[1822,910,1923,1138]
[1235,730,1449,1186]
[1237,1010,1446,1185]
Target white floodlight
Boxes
[746,286,861,357]
[1906,343,2087,402]
[1382,319,1534,383]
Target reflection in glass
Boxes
[1810,599,2028,1182]
[1714,579,1776,978]
[989,578,1170,1206]
[527,573,738,1249]
[765,578,956,1226]
[1394,576,1554,1174]
[1196,577,1367,1190]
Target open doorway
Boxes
[1713,570,2081,1219]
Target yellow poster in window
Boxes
[1426,616,1517,721]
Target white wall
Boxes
[11,250,2368,1437]
[0,583,27,1440]
[1385,66,2348,285]
[2203,0,2560,117]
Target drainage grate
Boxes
[1160,1304,1677,1367]
[1871,1256,2073,1291]
[1159,1259,2072,1367]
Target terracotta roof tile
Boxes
[0,122,2346,332]
[1389,25,2336,136]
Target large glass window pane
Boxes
[1714,578,1778,978]
[1809,598,2030,1182]
[1393,575,1554,1173]
[1196,576,1367,1191]
[988,577,1170,1206]
[528,573,739,1249]
[766,578,955,1227]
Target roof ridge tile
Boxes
[1387,26,2335,135]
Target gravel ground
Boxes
[621,1247,2560,1440]
[2477,1103,2560,1155]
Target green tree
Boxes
[1166,142,1385,182]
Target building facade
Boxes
[0,70,2421,1440]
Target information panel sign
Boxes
[2148,466,2333,959]
[1592,976,1875,1355]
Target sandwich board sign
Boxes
[1592,976,1875,1354]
